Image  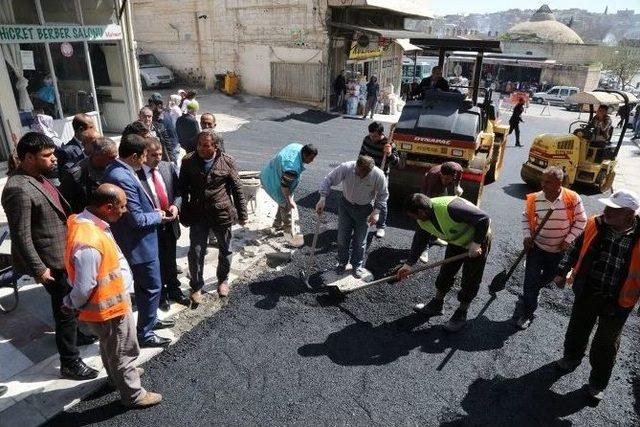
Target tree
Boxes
[601,45,640,90]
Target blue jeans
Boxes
[376,198,388,230]
[131,260,162,342]
[337,197,373,269]
[522,245,564,318]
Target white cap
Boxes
[598,189,640,212]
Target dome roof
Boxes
[505,5,584,44]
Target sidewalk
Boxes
[0,183,292,425]
[613,137,640,195]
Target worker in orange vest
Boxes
[516,167,586,330]
[62,184,162,408]
[553,189,640,403]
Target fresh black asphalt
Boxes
[51,103,640,426]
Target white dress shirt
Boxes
[141,164,169,209]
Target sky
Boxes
[431,1,638,16]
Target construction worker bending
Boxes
[552,189,640,403]
[515,167,586,330]
[316,155,388,279]
[397,194,491,332]
[260,143,318,231]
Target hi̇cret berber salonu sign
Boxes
[0,24,122,43]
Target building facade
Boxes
[130,0,431,109]
[0,0,143,160]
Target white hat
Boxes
[598,189,640,212]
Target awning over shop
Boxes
[395,39,422,52]
[567,91,639,106]
[327,0,433,19]
[447,52,556,68]
[329,22,435,40]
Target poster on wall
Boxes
[60,42,74,57]
[20,50,35,70]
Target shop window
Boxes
[20,43,59,119]
[80,0,116,25]
[41,0,79,24]
[0,0,39,25]
[50,41,95,116]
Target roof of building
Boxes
[504,4,584,44]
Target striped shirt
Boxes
[521,189,587,253]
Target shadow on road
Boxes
[502,183,531,200]
[43,387,129,426]
[440,363,591,426]
[248,274,315,310]
[270,109,340,124]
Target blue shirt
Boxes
[260,143,305,205]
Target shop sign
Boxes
[0,24,122,44]
[348,42,384,60]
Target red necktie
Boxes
[151,168,170,210]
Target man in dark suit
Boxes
[139,105,174,163]
[54,114,99,178]
[1,132,99,380]
[103,134,174,348]
[412,66,450,99]
[138,139,189,310]
[175,101,200,153]
[59,137,118,213]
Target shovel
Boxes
[299,214,322,289]
[488,208,554,295]
[330,253,468,295]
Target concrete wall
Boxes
[540,64,602,91]
[503,41,603,66]
[131,0,329,91]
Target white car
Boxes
[138,53,174,89]
[532,86,579,105]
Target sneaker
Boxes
[419,249,429,263]
[443,308,468,333]
[515,316,532,330]
[413,297,444,316]
[586,384,605,402]
[433,238,448,247]
[555,357,581,372]
[60,359,99,380]
[353,267,367,279]
[375,228,386,238]
[126,391,163,408]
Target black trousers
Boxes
[433,235,491,305]
[509,122,521,145]
[563,291,631,390]
[158,224,182,300]
[43,270,80,364]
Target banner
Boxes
[0,24,122,44]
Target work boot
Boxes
[555,357,581,372]
[190,289,203,305]
[515,316,532,330]
[125,391,163,408]
[443,308,468,333]
[413,297,444,316]
[586,383,605,402]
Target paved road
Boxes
[52,105,640,425]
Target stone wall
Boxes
[502,41,603,66]
[131,0,329,90]
[540,64,602,91]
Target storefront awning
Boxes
[329,22,434,40]
[395,39,422,52]
[447,52,555,68]
[327,0,433,19]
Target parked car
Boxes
[138,53,174,89]
[532,86,579,105]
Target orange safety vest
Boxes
[525,188,580,233]
[568,216,640,309]
[64,215,130,323]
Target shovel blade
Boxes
[489,270,508,295]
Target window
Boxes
[20,43,59,118]
[5,0,39,25]
[559,89,569,97]
[41,0,79,24]
[548,89,559,95]
[50,42,95,116]
[80,0,116,25]
[138,53,162,68]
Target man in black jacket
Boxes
[509,98,525,147]
[359,121,398,237]
[176,101,200,153]
[138,139,189,310]
[55,114,99,178]
[412,66,449,99]
[59,137,118,213]
[139,106,173,162]
[179,130,247,304]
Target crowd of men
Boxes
[1,86,639,408]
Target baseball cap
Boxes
[598,189,640,212]
[148,92,163,103]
